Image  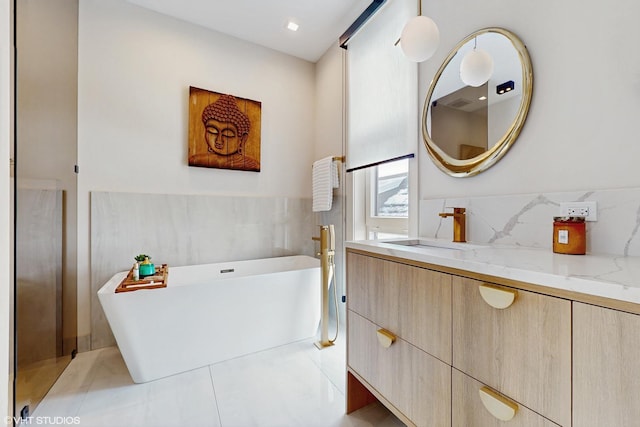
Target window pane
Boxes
[368,230,408,240]
[375,159,408,217]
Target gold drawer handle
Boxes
[479,386,518,421]
[479,284,517,309]
[376,328,396,348]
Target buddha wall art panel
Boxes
[188,86,261,172]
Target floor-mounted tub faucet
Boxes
[439,207,466,243]
[312,225,337,350]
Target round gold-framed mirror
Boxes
[422,27,533,177]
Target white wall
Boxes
[314,44,347,323]
[419,0,640,198]
[314,44,344,162]
[77,1,316,347]
[0,0,11,420]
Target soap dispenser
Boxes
[133,262,140,281]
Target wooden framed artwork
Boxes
[188,87,261,172]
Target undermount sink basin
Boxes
[382,238,487,251]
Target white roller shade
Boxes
[346,0,417,172]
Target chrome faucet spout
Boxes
[438,207,466,243]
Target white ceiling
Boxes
[126,0,373,62]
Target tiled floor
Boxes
[31,332,404,427]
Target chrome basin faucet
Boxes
[439,207,466,243]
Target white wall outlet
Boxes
[559,201,597,221]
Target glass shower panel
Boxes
[14,184,70,416]
[14,0,78,418]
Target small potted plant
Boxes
[134,254,155,277]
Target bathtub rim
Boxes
[98,254,320,294]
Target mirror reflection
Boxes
[422,28,533,176]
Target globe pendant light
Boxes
[399,1,439,62]
[460,38,494,87]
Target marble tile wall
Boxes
[420,187,640,256]
[90,191,316,349]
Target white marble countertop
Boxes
[346,238,640,306]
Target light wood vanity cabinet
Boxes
[347,252,451,363]
[452,369,560,427]
[348,311,451,425]
[347,248,640,427]
[346,251,452,426]
[452,276,572,427]
[573,302,640,427]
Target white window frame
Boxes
[363,156,418,240]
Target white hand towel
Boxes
[312,156,337,212]
[331,159,339,189]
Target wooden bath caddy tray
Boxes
[115,264,169,293]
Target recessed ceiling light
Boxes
[479,96,487,101]
[286,21,299,32]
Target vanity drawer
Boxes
[347,310,451,426]
[573,302,640,426]
[452,276,571,427]
[346,251,452,363]
[452,369,560,427]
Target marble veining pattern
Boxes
[484,194,557,244]
[623,202,640,256]
[420,187,640,256]
[347,239,640,305]
[90,191,315,350]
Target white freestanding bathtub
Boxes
[98,255,321,383]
